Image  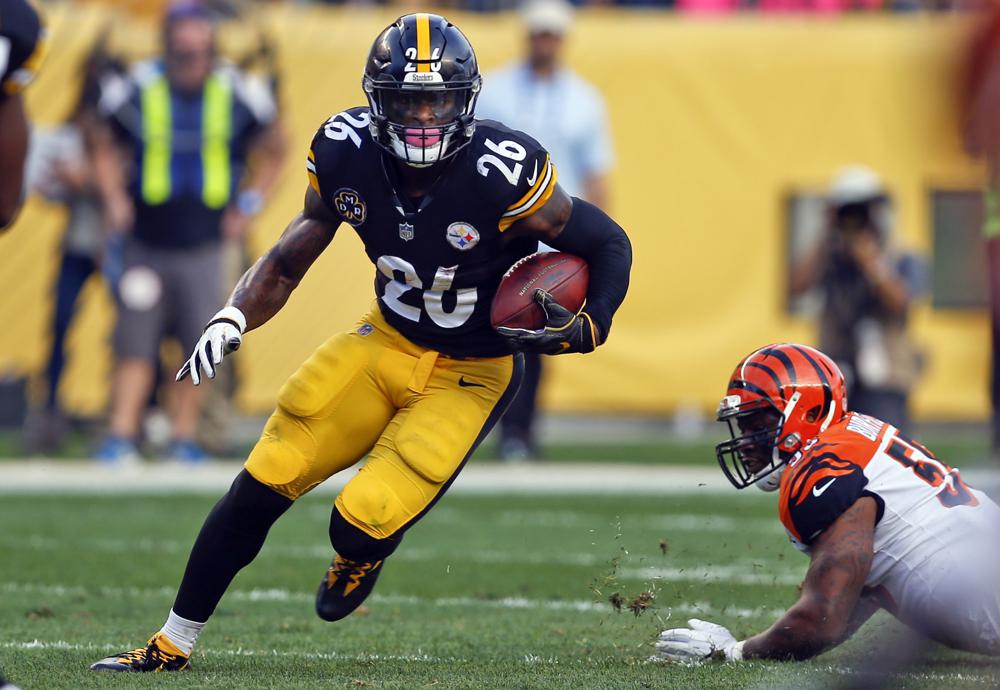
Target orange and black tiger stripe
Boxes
[728,344,839,418]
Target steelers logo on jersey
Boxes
[446,222,480,251]
[333,188,367,227]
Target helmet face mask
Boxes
[363,14,482,167]
[715,397,786,491]
[714,344,849,492]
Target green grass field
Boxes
[1,487,999,689]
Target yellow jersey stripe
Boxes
[416,13,431,72]
[503,158,556,219]
[506,155,550,214]
[498,164,558,232]
[307,149,320,195]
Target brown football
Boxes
[491,252,589,331]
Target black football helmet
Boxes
[363,14,481,167]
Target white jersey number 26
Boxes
[377,255,477,329]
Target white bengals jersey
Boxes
[778,412,1000,654]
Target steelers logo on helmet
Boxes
[363,13,481,167]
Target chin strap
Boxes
[754,391,803,493]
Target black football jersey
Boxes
[307,106,558,358]
[0,0,44,100]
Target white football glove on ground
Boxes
[176,306,246,385]
[654,619,745,664]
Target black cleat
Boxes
[90,632,191,672]
[315,554,384,621]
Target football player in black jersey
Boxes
[91,13,631,672]
[0,0,45,230]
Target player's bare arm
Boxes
[499,184,632,354]
[741,496,877,660]
[177,186,339,384]
[230,186,339,331]
[505,183,573,242]
[0,93,29,229]
[655,496,877,664]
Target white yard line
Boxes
[0,581,786,619]
[2,639,997,685]
[2,461,995,496]
[0,533,802,581]
[620,565,804,587]
[0,639,464,664]
[0,461,733,494]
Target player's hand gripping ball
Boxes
[491,252,596,355]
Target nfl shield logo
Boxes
[399,222,415,241]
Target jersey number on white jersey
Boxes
[886,432,979,509]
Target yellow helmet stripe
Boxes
[416,13,431,72]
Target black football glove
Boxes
[497,289,600,355]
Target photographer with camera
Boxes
[790,166,925,432]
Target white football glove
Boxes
[176,306,246,385]
[654,619,745,664]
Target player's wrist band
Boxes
[236,189,264,216]
[207,306,247,333]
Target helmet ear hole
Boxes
[805,405,822,423]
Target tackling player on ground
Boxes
[91,13,631,672]
[0,0,46,230]
[655,343,1000,663]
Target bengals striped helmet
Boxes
[715,344,848,491]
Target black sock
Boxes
[172,470,292,622]
[328,506,402,563]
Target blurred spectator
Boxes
[790,166,925,432]
[477,0,613,461]
[91,3,286,462]
[21,46,123,454]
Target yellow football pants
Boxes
[244,307,522,541]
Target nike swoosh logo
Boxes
[812,478,837,497]
[458,377,486,388]
[525,161,539,187]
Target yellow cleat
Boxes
[90,632,191,672]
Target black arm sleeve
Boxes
[546,198,632,343]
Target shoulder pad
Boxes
[779,441,870,545]
[307,107,373,203]
[470,119,557,232]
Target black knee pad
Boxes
[328,506,402,562]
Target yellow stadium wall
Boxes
[0,7,988,420]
